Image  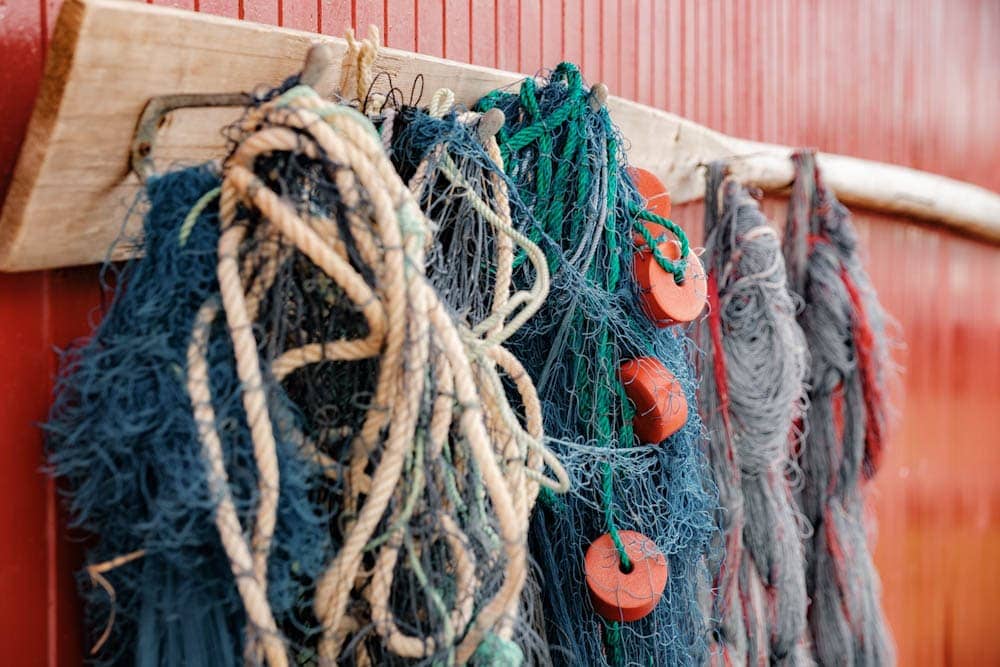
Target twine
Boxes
[179,77,564,664]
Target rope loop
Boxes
[518,77,541,119]
[632,207,691,285]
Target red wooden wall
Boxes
[1,1,997,664]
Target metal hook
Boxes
[130,43,336,182]
[130,92,251,182]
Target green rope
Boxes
[631,207,690,285]
[604,123,622,291]
[485,62,636,569]
[602,461,631,571]
[178,186,220,246]
[604,620,625,665]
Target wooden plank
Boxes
[1,0,998,272]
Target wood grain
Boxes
[1,0,998,272]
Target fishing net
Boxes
[44,160,334,665]
[46,52,566,666]
[694,164,812,665]
[475,64,717,666]
[783,151,895,666]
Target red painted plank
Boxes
[651,0,666,110]
[578,0,600,81]
[519,0,542,74]
[562,0,584,70]
[0,0,44,204]
[45,0,62,41]
[416,0,444,57]
[617,0,636,101]
[469,0,495,67]
[243,0,279,24]
[45,266,100,667]
[198,0,240,17]
[321,0,353,35]
[0,271,49,665]
[443,0,470,62]
[540,0,562,70]
[3,3,1000,664]
[494,0,517,71]
[599,0,617,93]
[355,0,385,37]
[385,0,416,51]
[634,0,651,106]
[282,0,319,31]
[718,0,732,134]
[665,0,681,112]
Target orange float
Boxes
[585,530,669,622]
[628,167,672,219]
[629,167,674,247]
[633,239,707,326]
[619,357,688,443]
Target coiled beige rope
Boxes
[185,78,565,666]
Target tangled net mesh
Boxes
[476,64,718,666]
[694,164,812,665]
[784,151,895,666]
[47,56,567,666]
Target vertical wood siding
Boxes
[0,1,997,663]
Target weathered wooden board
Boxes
[1,0,997,271]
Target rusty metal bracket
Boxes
[130,92,252,182]
[129,45,337,183]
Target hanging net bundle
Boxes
[39,21,902,666]
[46,65,566,666]
[694,164,813,665]
[475,64,717,666]
[783,151,895,666]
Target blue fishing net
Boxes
[475,64,718,666]
[44,165,337,665]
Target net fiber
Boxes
[47,73,565,666]
[783,151,895,667]
[695,164,813,666]
[476,64,717,667]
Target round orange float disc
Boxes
[628,167,672,219]
[585,530,669,622]
[633,239,707,326]
[629,167,673,246]
[618,357,688,443]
